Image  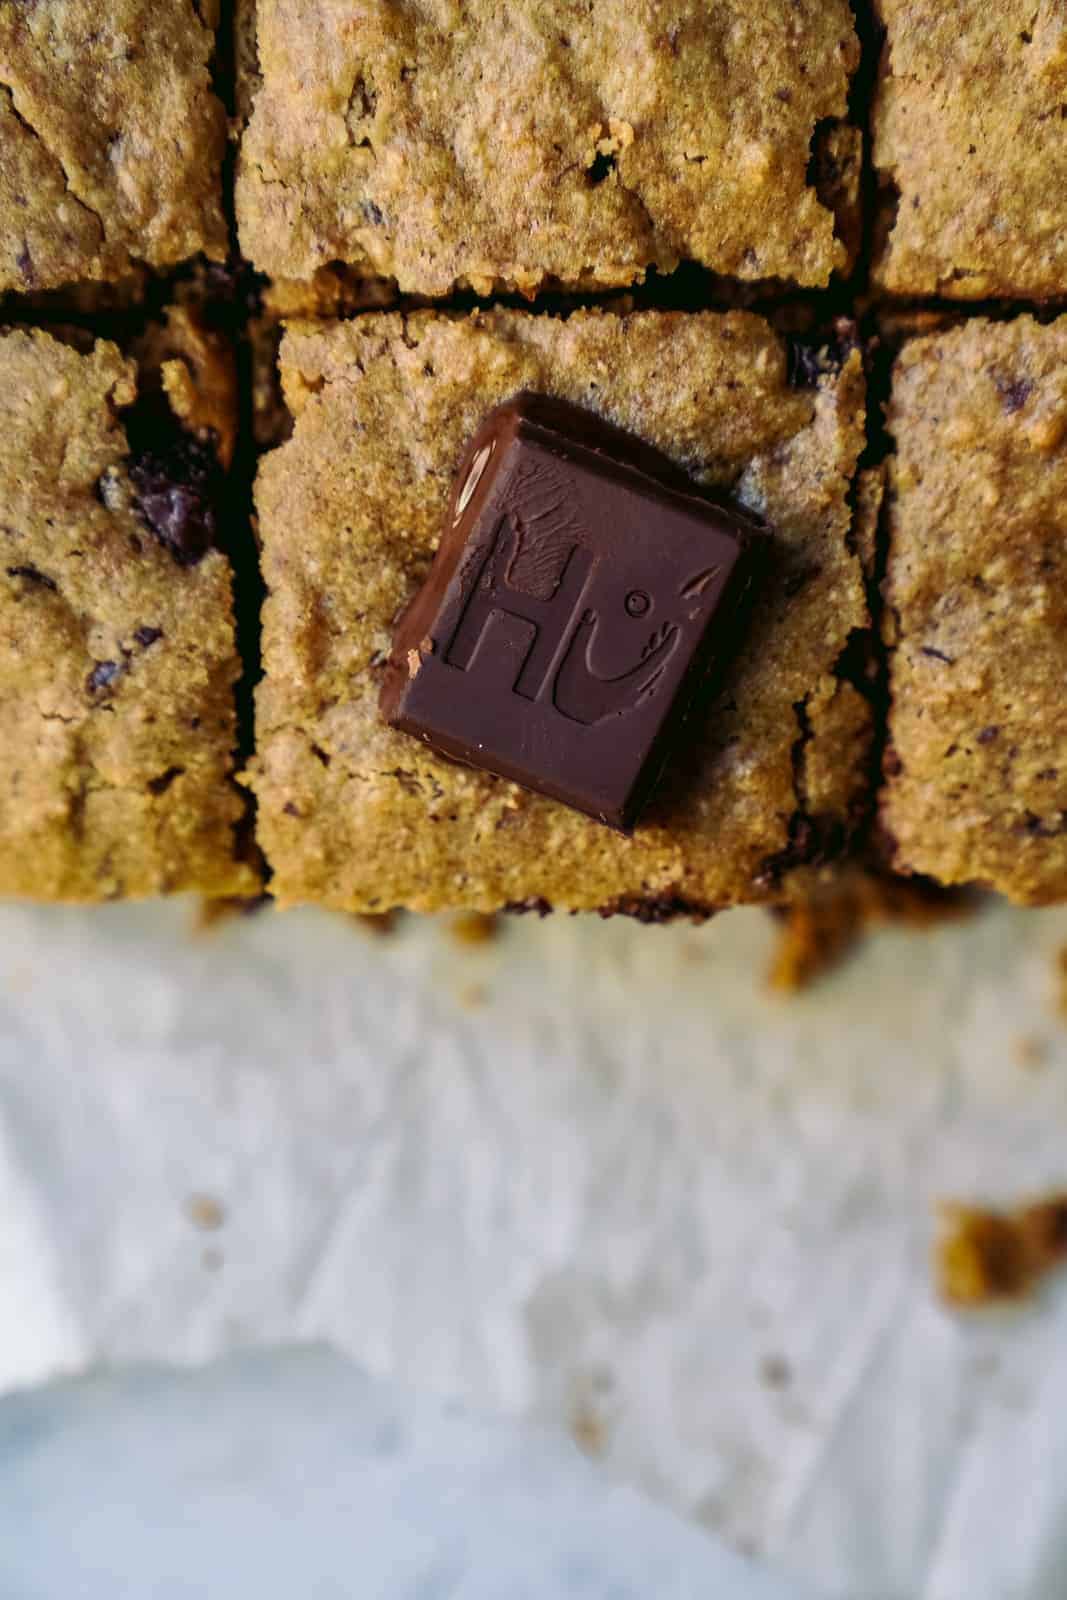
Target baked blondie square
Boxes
[0,326,256,900]
[0,0,228,295]
[872,1,1067,299]
[882,316,1067,903]
[248,308,871,914]
[237,0,861,297]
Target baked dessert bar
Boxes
[0,0,227,294]
[248,308,871,913]
[0,325,257,900]
[872,1,1067,299]
[881,315,1067,903]
[237,0,862,296]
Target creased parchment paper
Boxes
[0,897,1065,1598]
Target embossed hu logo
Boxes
[445,513,712,726]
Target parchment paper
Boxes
[0,1346,815,1599]
[0,895,1065,1598]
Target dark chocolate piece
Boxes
[380,393,760,830]
[127,435,221,566]
[86,659,122,694]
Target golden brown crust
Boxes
[0,329,257,901]
[872,2,1067,299]
[882,316,1067,904]
[237,0,860,295]
[248,309,869,913]
[0,1,227,294]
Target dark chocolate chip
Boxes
[133,625,163,648]
[976,725,1000,745]
[87,660,122,693]
[7,564,56,591]
[15,243,36,287]
[127,435,221,565]
[994,375,1034,414]
[380,392,761,830]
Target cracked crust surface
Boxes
[236,0,860,296]
[0,0,227,295]
[882,317,1067,904]
[872,1,1067,298]
[248,309,870,914]
[0,328,256,900]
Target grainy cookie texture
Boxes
[237,0,860,295]
[872,2,1067,298]
[0,328,256,901]
[249,309,870,914]
[882,317,1067,905]
[0,0,228,294]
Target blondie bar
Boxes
[237,0,861,297]
[0,326,256,900]
[0,0,227,294]
[872,2,1067,299]
[248,309,871,914]
[882,316,1067,903]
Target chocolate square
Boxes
[379,394,759,830]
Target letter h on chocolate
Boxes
[445,515,593,703]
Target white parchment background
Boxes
[0,896,1065,1599]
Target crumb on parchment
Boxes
[450,912,499,948]
[186,1194,226,1232]
[768,870,973,993]
[936,1194,1067,1308]
[1056,946,1067,1022]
